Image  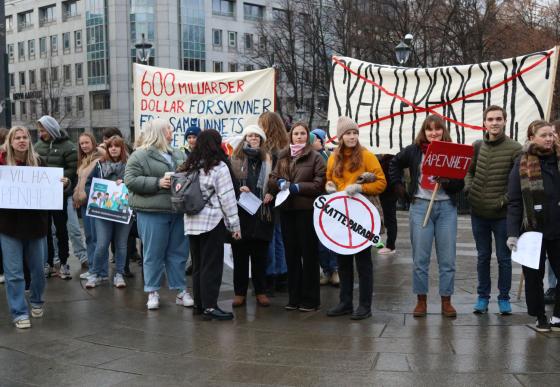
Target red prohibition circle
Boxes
[318,195,375,249]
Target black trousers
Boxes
[47,198,69,266]
[523,238,560,318]
[232,239,268,296]
[337,247,373,310]
[380,193,398,250]
[280,210,320,308]
[190,221,226,309]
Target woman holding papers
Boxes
[389,115,464,318]
[269,121,326,312]
[507,120,560,332]
[230,125,274,307]
[85,136,131,289]
[0,126,55,329]
[179,129,241,321]
[324,116,387,320]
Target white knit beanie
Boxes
[242,124,267,142]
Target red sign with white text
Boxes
[421,141,474,180]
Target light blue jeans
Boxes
[92,218,132,277]
[0,233,46,322]
[66,196,87,262]
[80,205,97,268]
[136,211,188,292]
[409,199,457,296]
[267,220,287,276]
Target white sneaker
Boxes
[85,275,102,288]
[147,291,160,310]
[113,273,126,288]
[59,264,72,280]
[14,319,31,329]
[31,306,44,318]
[0,274,4,284]
[79,271,92,280]
[176,290,194,307]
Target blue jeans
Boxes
[471,214,511,300]
[93,218,132,277]
[81,205,97,268]
[267,220,287,275]
[409,199,457,296]
[67,196,87,262]
[137,211,188,292]
[319,242,337,275]
[0,233,46,322]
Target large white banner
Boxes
[328,47,558,153]
[133,64,275,147]
[0,166,63,210]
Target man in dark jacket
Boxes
[35,115,77,280]
[465,105,522,315]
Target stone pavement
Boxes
[1,213,560,386]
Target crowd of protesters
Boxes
[0,106,559,332]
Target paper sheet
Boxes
[238,191,262,215]
[511,231,542,270]
[275,189,290,207]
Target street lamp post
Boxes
[395,33,414,66]
[135,33,152,65]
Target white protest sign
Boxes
[86,178,133,224]
[512,232,542,270]
[329,47,559,153]
[0,166,63,210]
[313,193,381,255]
[133,64,275,147]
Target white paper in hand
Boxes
[275,189,290,207]
[238,191,262,215]
[511,231,542,270]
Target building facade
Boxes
[5,0,275,141]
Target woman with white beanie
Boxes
[230,125,274,307]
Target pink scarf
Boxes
[290,143,306,157]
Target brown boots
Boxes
[413,295,456,318]
[413,295,427,317]
[441,296,457,317]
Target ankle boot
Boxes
[413,295,427,317]
[256,294,271,307]
[232,295,246,307]
[441,296,457,317]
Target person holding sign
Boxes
[229,125,274,307]
[125,119,192,310]
[324,116,387,320]
[389,115,465,318]
[269,121,326,312]
[0,127,51,329]
[507,121,560,332]
[85,136,131,289]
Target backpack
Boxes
[170,170,214,215]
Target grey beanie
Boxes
[38,115,61,139]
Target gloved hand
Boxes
[356,172,377,184]
[277,179,290,191]
[325,181,337,194]
[506,237,518,252]
[289,184,300,194]
[345,183,362,196]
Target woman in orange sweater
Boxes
[325,116,387,319]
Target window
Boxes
[92,92,110,110]
[5,16,13,32]
[28,40,35,59]
[259,36,266,50]
[75,63,83,83]
[39,37,47,57]
[30,101,37,118]
[74,30,82,51]
[18,11,33,31]
[63,32,71,53]
[245,64,254,71]
[244,3,264,21]
[213,61,223,72]
[51,35,58,55]
[19,71,26,88]
[64,97,72,115]
[12,102,16,116]
[63,65,72,84]
[213,29,223,47]
[7,44,14,62]
[228,31,237,48]
[18,42,25,61]
[9,73,15,89]
[63,1,79,20]
[29,70,36,88]
[244,33,253,50]
[51,66,59,83]
[39,5,56,26]
[20,101,27,117]
[229,62,238,72]
[76,95,84,113]
[40,68,48,85]
[212,0,235,17]
[52,97,60,115]
[183,59,205,72]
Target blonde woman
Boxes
[124,119,192,310]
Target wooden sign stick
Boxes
[422,182,440,228]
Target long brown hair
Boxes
[332,142,363,178]
[414,115,452,146]
[259,112,288,153]
[103,135,128,163]
[5,126,40,166]
[78,132,98,167]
